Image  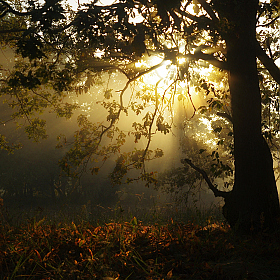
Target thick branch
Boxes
[0,0,33,18]
[184,158,230,199]
[191,51,228,70]
[256,41,280,85]
[151,47,227,70]
[257,15,280,27]
[197,0,219,22]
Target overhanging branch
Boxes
[191,51,228,70]
[184,158,230,199]
[0,0,34,18]
[256,41,280,85]
[257,15,280,27]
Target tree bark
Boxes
[222,0,280,232]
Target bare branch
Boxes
[256,41,280,85]
[191,50,227,69]
[83,60,167,170]
[0,0,33,18]
[197,0,219,22]
[138,80,162,171]
[257,15,280,27]
[184,158,230,199]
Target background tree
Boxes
[2,0,280,232]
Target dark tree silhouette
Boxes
[1,0,280,232]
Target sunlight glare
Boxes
[133,53,206,125]
[200,117,212,131]
[177,57,187,65]
[156,61,174,79]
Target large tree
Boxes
[2,0,280,232]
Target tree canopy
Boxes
[2,0,280,232]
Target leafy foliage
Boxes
[1,0,280,214]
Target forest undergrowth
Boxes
[1,197,280,280]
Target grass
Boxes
[1,199,280,279]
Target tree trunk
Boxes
[222,0,280,232]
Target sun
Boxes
[133,54,206,119]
